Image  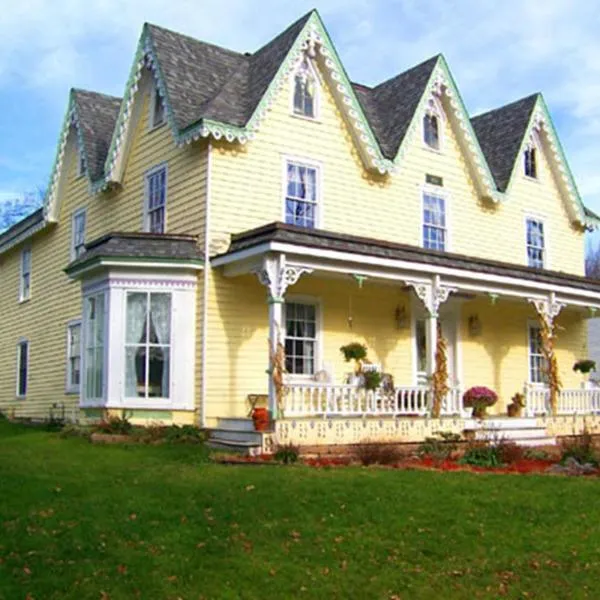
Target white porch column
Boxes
[255,254,312,417]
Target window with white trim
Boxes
[20,248,31,301]
[524,147,537,178]
[150,86,165,128]
[16,340,28,398]
[528,324,547,384]
[416,319,427,376]
[77,145,86,177]
[422,192,446,251]
[285,161,318,229]
[526,218,545,268]
[67,321,82,393]
[71,209,87,259]
[284,302,317,376]
[84,293,105,401]
[125,292,172,399]
[144,166,167,233]
[423,114,440,149]
[292,58,317,119]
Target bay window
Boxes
[66,321,82,393]
[84,293,105,401]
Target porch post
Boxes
[425,315,438,377]
[254,254,312,418]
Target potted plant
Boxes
[463,386,498,419]
[340,342,367,373]
[507,392,525,417]
[251,407,271,431]
[363,370,383,391]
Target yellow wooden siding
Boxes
[210,58,584,273]
[0,76,208,420]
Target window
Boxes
[16,340,28,398]
[125,292,171,399]
[526,218,545,268]
[77,145,86,177]
[84,293,105,401]
[528,324,547,384]
[292,58,316,118]
[284,302,317,376]
[416,318,427,380]
[524,147,537,178]
[71,209,87,259]
[150,86,165,128]
[423,192,446,251]
[144,166,167,233]
[67,321,82,393]
[423,114,440,150]
[285,161,318,229]
[20,248,31,301]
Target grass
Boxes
[1,421,600,599]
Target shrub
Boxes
[363,370,383,391]
[59,423,91,440]
[353,440,402,466]
[274,442,300,464]
[459,441,501,468]
[523,448,552,461]
[417,431,461,462]
[495,439,525,465]
[560,430,597,466]
[94,412,133,435]
[163,424,206,445]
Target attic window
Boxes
[77,146,86,177]
[292,58,317,119]
[423,97,442,150]
[524,147,537,178]
[151,87,165,128]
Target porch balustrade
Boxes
[283,382,466,418]
[524,385,600,416]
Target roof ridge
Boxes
[372,54,441,91]
[471,92,540,121]
[72,88,122,102]
[249,9,315,56]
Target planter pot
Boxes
[471,406,487,419]
[252,408,271,431]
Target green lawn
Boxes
[1,421,600,599]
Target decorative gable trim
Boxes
[504,95,593,228]
[394,56,500,201]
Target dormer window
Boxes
[292,58,317,119]
[423,97,442,150]
[524,147,537,178]
[150,86,165,128]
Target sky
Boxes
[2,0,600,218]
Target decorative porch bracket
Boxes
[253,254,313,418]
[528,292,565,328]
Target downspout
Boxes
[200,141,212,428]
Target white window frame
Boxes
[19,247,31,302]
[421,185,449,252]
[71,208,87,260]
[123,291,173,402]
[143,164,168,234]
[66,319,82,394]
[82,291,107,404]
[282,156,322,229]
[283,295,322,381]
[149,83,166,129]
[77,144,86,177]
[290,57,320,121]
[525,216,546,269]
[528,320,548,386]
[422,96,444,152]
[16,339,29,399]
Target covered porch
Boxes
[212,223,600,434]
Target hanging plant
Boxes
[340,342,368,374]
[573,359,596,375]
[431,322,449,418]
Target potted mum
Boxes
[463,386,498,419]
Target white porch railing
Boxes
[524,385,600,416]
[283,383,466,418]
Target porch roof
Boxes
[216,221,600,293]
[65,231,204,278]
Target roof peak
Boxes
[472,92,540,121]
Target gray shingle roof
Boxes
[222,221,600,292]
[471,94,539,192]
[65,232,203,274]
[73,90,122,181]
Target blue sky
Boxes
[2,0,600,217]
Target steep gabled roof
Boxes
[353,56,439,159]
[73,90,121,181]
[471,94,538,192]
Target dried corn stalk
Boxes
[539,316,562,415]
[431,321,449,418]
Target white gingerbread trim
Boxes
[254,254,313,302]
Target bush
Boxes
[523,448,552,461]
[59,423,91,439]
[94,412,133,435]
[417,431,461,462]
[459,441,501,468]
[363,370,383,391]
[353,440,402,466]
[560,430,597,466]
[274,442,300,464]
[163,424,206,445]
[495,439,525,465]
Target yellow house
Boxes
[2,9,600,449]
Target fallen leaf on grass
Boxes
[245,485,255,492]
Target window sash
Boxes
[284,302,317,376]
[528,325,547,384]
[152,89,165,127]
[293,60,316,118]
[16,342,28,397]
[84,294,105,401]
[145,168,167,233]
[423,193,446,251]
[20,249,31,300]
[526,219,545,268]
[67,323,82,390]
[72,211,86,258]
[285,162,317,229]
[524,148,537,178]
[423,114,439,149]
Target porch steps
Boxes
[207,418,264,454]
[464,418,556,447]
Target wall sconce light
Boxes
[468,315,482,337]
[395,305,408,330]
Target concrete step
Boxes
[216,417,256,432]
[474,428,548,441]
[464,418,540,430]
[209,428,264,444]
[516,437,557,447]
